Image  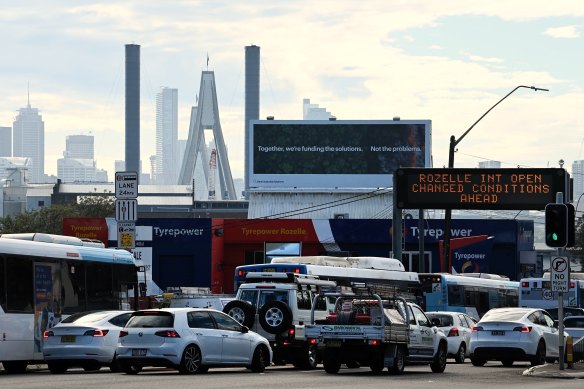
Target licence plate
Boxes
[327,340,341,347]
[61,335,76,343]
[491,330,505,336]
[132,348,147,356]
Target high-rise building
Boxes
[57,159,97,182]
[0,127,11,157]
[155,87,178,184]
[13,99,45,183]
[572,160,584,207]
[303,98,333,120]
[65,134,94,159]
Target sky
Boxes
[1,1,584,183]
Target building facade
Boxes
[155,87,178,185]
[0,126,11,157]
[64,134,94,159]
[13,102,45,183]
[572,160,584,208]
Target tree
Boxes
[0,195,114,235]
[569,215,584,269]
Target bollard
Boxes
[566,335,573,369]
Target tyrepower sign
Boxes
[394,168,567,210]
[115,171,138,199]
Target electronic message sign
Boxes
[249,120,431,190]
[394,168,567,210]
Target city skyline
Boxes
[1,2,583,181]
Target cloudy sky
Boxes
[1,1,583,183]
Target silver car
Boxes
[426,311,476,363]
[43,310,133,373]
[116,308,272,374]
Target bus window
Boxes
[448,284,464,306]
[86,262,113,310]
[0,256,5,309]
[5,256,34,313]
[61,261,85,314]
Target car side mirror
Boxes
[553,320,559,328]
[431,318,441,327]
[241,325,249,333]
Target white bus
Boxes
[519,273,584,317]
[234,256,421,295]
[0,234,138,373]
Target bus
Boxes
[418,273,520,320]
[519,273,584,312]
[0,233,138,373]
[234,256,421,295]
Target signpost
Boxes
[115,171,138,251]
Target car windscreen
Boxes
[426,314,454,327]
[61,311,104,323]
[481,309,527,322]
[126,312,174,328]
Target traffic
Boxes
[0,236,583,377]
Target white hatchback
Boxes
[426,311,476,363]
[470,307,568,367]
[116,308,272,374]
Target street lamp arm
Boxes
[453,86,549,150]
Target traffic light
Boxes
[545,203,568,247]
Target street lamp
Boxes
[442,85,549,273]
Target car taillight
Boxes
[308,338,317,345]
[368,339,381,346]
[288,327,295,339]
[513,326,532,333]
[155,330,181,338]
[447,328,459,337]
[84,329,109,337]
[119,330,129,338]
[521,282,529,287]
[472,326,483,332]
[43,331,54,338]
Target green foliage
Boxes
[0,195,114,235]
[569,216,584,267]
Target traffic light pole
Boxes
[557,192,565,371]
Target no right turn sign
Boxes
[550,256,569,292]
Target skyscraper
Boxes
[572,160,584,207]
[13,99,45,183]
[303,98,333,120]
[64,134,94,159]
[0,126,11,157]
[478,160,501,169]
[155,87,178,184]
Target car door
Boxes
[408,305,435,362]
[540,311,559,357]
[187,311,222,362]
[209,311,252,363]
[458,314,473,352]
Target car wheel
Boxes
[323,352,341,374]
[1,361,28,374]
[531,341,546,366]
[258,301,292,334]
[250,345,268,373]
[223,300,256,328]
[179,344,204,374]
[454,343,466,364]
[369,354,384,374]
[47,362,68,374]
[120,362,142,375]
[109,355,121,373]
[430,342,447,373]
[501,359,514,367]
[470,357,486,367]
[388,346,405,375]
[292,344,318,370]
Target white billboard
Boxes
[248,120,432,190]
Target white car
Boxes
[426,311,476,363]
[469,307,568,367]
[116,308,272,374]
[43,310,133,373]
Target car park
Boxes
[42,310,133,373]
[116,307,272,374]
[469,307,568,367]
[426,311,476,363]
